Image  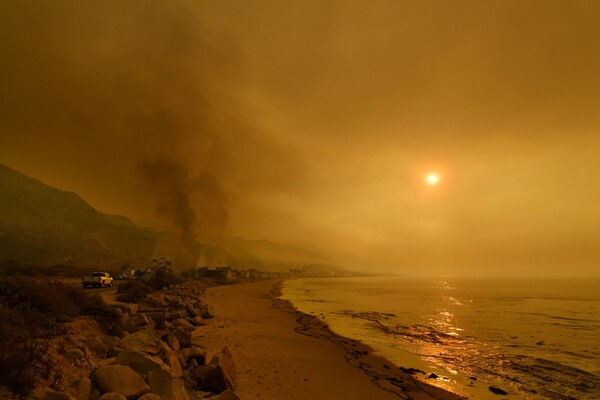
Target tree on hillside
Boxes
[148,256,177,289]
[120,263,134,278]
[151,257,172,273]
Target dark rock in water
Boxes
[489,386,508,395]
[399,367,425,375]
[426,373,439,379]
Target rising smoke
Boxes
[0,1,301,255]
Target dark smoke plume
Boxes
[0,1,303,256]
[138,157,199,242]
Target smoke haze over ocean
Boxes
[1,1,600,275]
[283,276,600,399]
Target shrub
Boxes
[116,280,153,303]
[0,278,121,339]
[0,304,30,342]
[147,270,180,290]
[0,279,78,338]
[0,341,47,394]
[0,278,123,394]
[81,294,122,335]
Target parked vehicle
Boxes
[82,272,113,288]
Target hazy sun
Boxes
[425,173,440,186]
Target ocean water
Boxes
[281,277,600,399]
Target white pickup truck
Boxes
[82,272,113,288]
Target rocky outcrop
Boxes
[119,330,162,355]
[21,281,238,400]
[147,368,197,400]
[185,348,234,394]
[115,350,169,379]
[188,347,235,394]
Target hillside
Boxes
[0,163,155,268]
[0,163,354,273]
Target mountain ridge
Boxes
[0,163,355,273]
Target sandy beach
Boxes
[199,279,465,400]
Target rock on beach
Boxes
[94,365,150,400]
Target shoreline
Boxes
[200,278,465,400]
[271,280,466,400]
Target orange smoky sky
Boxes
[1,1,599,276]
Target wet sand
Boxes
[199,279,465,400]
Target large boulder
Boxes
[167,311,186,322]
[210,347,236,391]
[211,391,240,400]
[163,333,180,351]
[192,366,226,394]
[119,330,162,354]
[75,376,92,400]
[115,350,168,378]
[171,328,192,348]
[186,347,207,366]
[132,314,155,329]
[94,365,150,400]
[64,348,84,361]
[184,305,200,318]
[189,328,204,348]
[164,352,183,378]
[84,337,108,359]
[147,368,197,400]
[144,312,167,330]
[192,347,236,394]
[97,394,126,400]
[28,390,76,400]
[172,319,193,328]
[97,357,117,368]
[198,305,214,320]
[189,317,206,327]
[138,394,164,400]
